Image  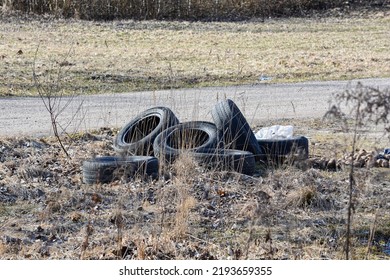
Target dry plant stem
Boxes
[50,110,70,158]
[365,210,378,259]
[32,47,69,158]
[32,46,83,158]
[136,238,146,260]
[80,221,93,260]
[266,228,274,259]
[325,83,390,259]
[345,98,360,260]
[115,212,124,260]
[243,225,253,260]
[346,159,354,259]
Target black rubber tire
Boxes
[256,136,309,165]
[256,136,309,158]
[211,99,262,158]
[222,149,256,176]
[153,121,220,163]
[114,107,179,156]
[190,147,225,167]
[82,156,159,184]
[190,149,256,176]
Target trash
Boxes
[255,125,294,139]
[259,75,272,81]
[384,148,390,155]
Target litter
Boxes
[255,125,294,139]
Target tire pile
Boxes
[82,99,309,184]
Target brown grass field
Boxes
[0,11,389,96]
[0,10,390,260]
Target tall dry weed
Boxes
[171,153,198,239]
[325,82,390,259]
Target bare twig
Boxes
[325,82,390,259]
[365,210,379,259]
[80,220,93,260]
[345,97,360,260]
[32,45,83,158]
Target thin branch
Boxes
[324,82,390,260]
[32,45,81,159]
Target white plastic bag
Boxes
[255,125,294,139]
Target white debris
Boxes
[255,125,294,139]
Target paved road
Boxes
[1,78,389,137]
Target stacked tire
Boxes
[211,99,262,157]
[82,106,179,185]
[153,121,221,163]
[256,136,309,164]
[190,149,256,176]
[114,107,179,156]
[82,100,310,184]
[82,156,159,185]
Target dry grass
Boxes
[1,10,390,260]
[0,119,390,260]
[1,13,389,96]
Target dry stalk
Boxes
[114,211,124,260]
[32,45,84,159]
[80,220,93,260]
[365,210,379,259]
[171,153,198,239]
[135,238,146,260]
[325,82,390,259]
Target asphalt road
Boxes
[1,78,389,137]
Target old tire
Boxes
[114,107,179,156]
[153,121,220,163]
[82,156,159,184]
[190,148,256,176]
[256,136,309,160]
[211,99,262,158]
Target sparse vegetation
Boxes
[1,0,390,261]
[1,87,390,259]
[1,11,389,96]
[32,46,84,158]
[325,82,390,259]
